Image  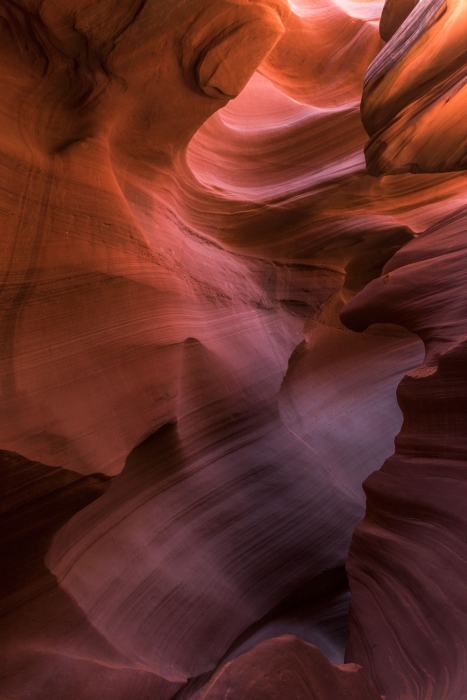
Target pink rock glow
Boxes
[1,0,467,697]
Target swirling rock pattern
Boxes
[0,449,182,700]
[1,0,467,697]
[198,635,383,700]
[343,208,467,700]
[363,0,467,174]
[341,2,467,698]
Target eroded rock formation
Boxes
[341,4,467,695]
[198,635,383,700]
[1,0,467,697]
[363,0,467,174]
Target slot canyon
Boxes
[1,0,467,697]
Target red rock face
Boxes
[342,206,467,699]
[363,0,467,174]
[341,2,467,698]
[199,635,383,700]
[1,0,467,697]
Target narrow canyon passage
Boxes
[1,0,467,698]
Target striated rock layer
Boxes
[342,3,467,699]
[363,0,467,174]
[343,208,467,700]
[198,635,383,700]
[2,0,467,697]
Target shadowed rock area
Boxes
[1,0,467,697]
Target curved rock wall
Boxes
[342,3,467,698]
[1,0,467,697]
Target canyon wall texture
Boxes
[1,0,467,698]
[342,2,467,698]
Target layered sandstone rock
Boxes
[2,0,467,698]
[199,635,383,700]
[379,0,418,41]
[341,2,467,697]
[343,208,467,700]
[363,0,467,174]
[0,450,182,700]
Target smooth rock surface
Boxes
[2,0,467,698]
[198,635,383,700]
[343,207,467,700]
[362,0,467,174]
